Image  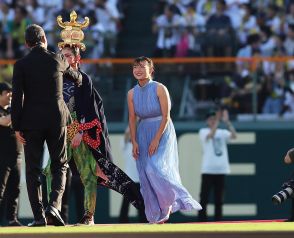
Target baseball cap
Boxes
[0,82,12,94]
[205,109,217,119]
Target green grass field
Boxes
[1,222,294,234]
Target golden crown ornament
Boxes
[57,11,90,51]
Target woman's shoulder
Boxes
[152,80,165,88]
[153,81,168,94]
[127,87,135,97]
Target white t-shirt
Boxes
[199,128,231,174]
[155,14,185,49]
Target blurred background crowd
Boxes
[1,0,294,121]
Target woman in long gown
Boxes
[127,56,202,224]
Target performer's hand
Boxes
[15,131,26,145]
[71,133,83,148]
[148,138,159,157]
[96,164,109,182]
[132,141,139,160]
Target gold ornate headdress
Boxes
[57,11,90,51]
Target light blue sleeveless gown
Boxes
[133,80,202,223]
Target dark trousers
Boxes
[67,159,84,222]
[119,183,147,223]
[23,127,68,220]
[41,162,84,224]
[198,174,225,222]
[0,158,21,221]
[61,159,84,224]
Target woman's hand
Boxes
[148,138,159,157]
[71,132,83,148]
[132,141,140,160]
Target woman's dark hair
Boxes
[25,24,45,47]
[133,56,155,78]
[62,45,80,57]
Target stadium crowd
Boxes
[0,0,124,60]
[1,0,294,117]
[152,0,294,117]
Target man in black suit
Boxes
[11,24,82,227]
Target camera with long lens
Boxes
[272,180,294,204]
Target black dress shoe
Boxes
[27,218,47,227]
[8,219,24,226]
[45,206,65,226]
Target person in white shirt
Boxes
[152,5,185,57]
[198,108,236,221]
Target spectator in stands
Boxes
[180,3,205,56]
[196,0,217,18]
[224,0,247,30]
[198,108,236,222]
[0,64,13,84]
[5,6,31,59]
[280,70,294,119]
[236,47,268,113]
[236,33,261,76]
[76,0,101,59]
[153,4,184,57]
[95,0,120,57]
[262,48,287,114]
[284,24,294,56]
[38,0,62,34]
[265,4,282,35]
[0,82,23,226]
[205,0,234,56]
[55,0,77,22]
[237,3,259,47]
[259,25,276,56]
[286,1,294,27]
[23,0,45,27]
[0,1,14,58]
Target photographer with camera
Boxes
[198,108,237,222]
[272,148,294,221]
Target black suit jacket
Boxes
[11,45,81,131]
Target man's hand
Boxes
[15,131,26,145]
[71,133,83,148]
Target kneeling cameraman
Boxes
[272,149,294,221]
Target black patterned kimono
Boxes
[66,69,144,211]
